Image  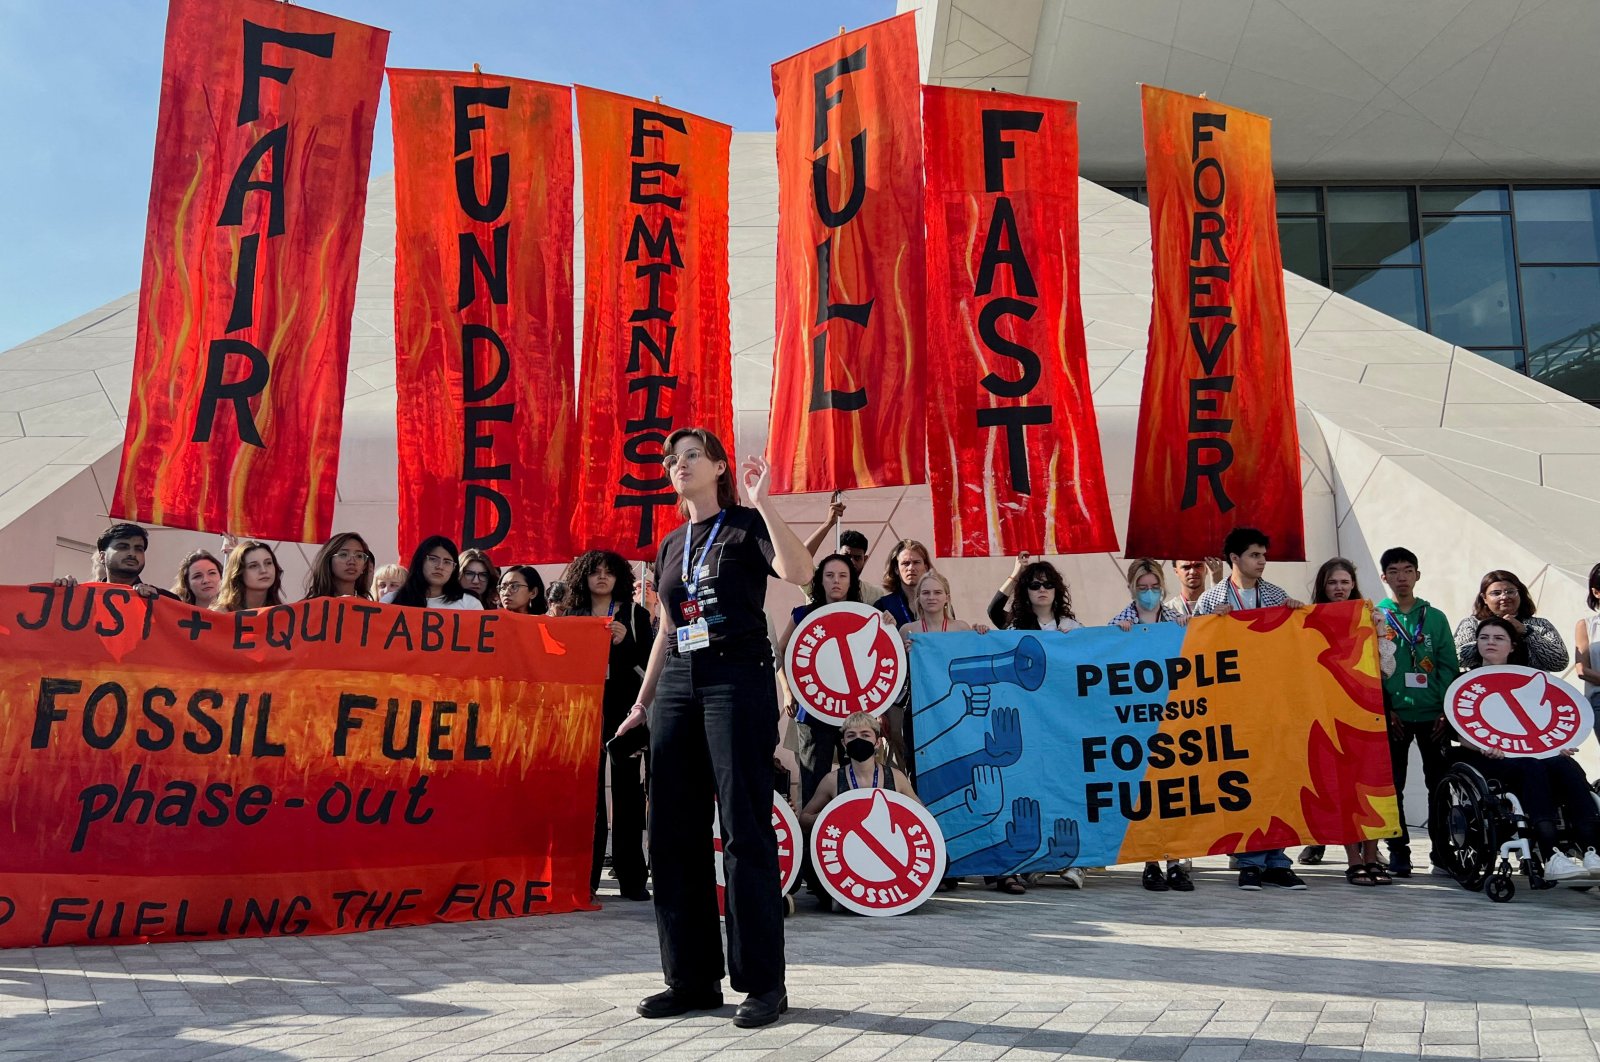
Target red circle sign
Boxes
[809,788,946,916]
[1444,665,1594,758]
[784,602,907,725]
[714,794,801,914]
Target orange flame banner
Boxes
[1128,86,1305,560]
[390,70,577,561]
[0,584,606,949]
[572,87,733,560]
[922,87,1117,557]
[111,0,388,543]
[767,13,925,493]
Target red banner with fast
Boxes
[572,87,733,560]
[1127,86,1304,560]
[922,87,1117,557]
[110,0,387,542]
[0,584,607,948]
[766,13,926,494]
[390,70,576,561]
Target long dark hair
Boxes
[393,535,466,607]
[1311,557,1361,605]
[806,553,863,608]
[304,531,374,599]
[1472,569,1536,621]
[881,539,932,597]
[213,541,285,613]
[501,564,547,615]
[664,427,739,515]
[1008,560,1073,629]
[1588,562,1600,612]
[559,550,637,616]
[1475,615,1529,666]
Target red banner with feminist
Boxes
[922,87,1117,557]
[767,13,925,494]
[1127,86,1304,560]
[573,87,733,560]
[390,70,576,561]
[111,0,387,542]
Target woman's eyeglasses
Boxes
[461,570,489,582]
[423,555,456,569]
[332,550,372,563]
[499,582,529,593]
[662,447,706,470]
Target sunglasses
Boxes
[1026,580,1055,591]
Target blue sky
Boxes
[0,0,890,350]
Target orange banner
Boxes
[0,585,606,948]
[1128,86,1304,560]
[767,13,925,493]
[922,87,1117,557]
[572,87,733,560]
[111,0,388,543]
[390,70,577,561]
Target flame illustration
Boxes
[840,790,908,882]
[814,614,884,694]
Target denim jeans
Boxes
[1237,848,1292,869]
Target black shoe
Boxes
[1141,864,1170,891]
[1166,864,1195,892]
[734,988,788,1029]
[1388,858,1413,878]
[1261,867,1308,890]
[620,886,651,901]
[1238,866,1263,891]
[813,892,834,913]
[637,987,723,1019]
[1299,845,1326,865]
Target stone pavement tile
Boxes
[1310,1023,1370,1046]
[1197,1020,1262,1043]
[1239,1043,1304,1061]
[1120,1035,1192,1060]
[1177,1046,1246,1062]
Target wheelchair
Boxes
[1430,760,1600,902]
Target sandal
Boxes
[1344,864,1377,887]
[997,875,1027,895]
[1366,862,1393,885]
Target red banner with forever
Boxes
[766,13,925,494]
[923,87,1117,557]
[1127,86,1304,560]
[390,70,577,561]
[572,87,733,560]
[111,0,387,542]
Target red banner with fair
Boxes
[0,585,607,948]
[390,70,577,561]
[572,87,733,560]
[1127,86,1304,560]
[111,0,387,542]
[766,13,926,494]
[923,87,1117,557]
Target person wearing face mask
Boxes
[1453,569,1568,673]
[799,712,923,830]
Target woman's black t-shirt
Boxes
[655,504,777,657]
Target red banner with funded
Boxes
[111,0,387,543]
[923,87,1117,557]
[1128,86,1304,560]
[767,13,925,494]
[0,584,607,948]
[573,87,733,559]
[390,70,576,561]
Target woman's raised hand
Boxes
[741,455,773,505]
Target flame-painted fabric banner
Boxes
[767,13,925,494]
[391,70,576,560]
[922,87,1117,558]
[1128,86,1304,561]
[573,87,733,559]
[111,0,387,543]
[909,602,1394,871]
[0,584,606,949]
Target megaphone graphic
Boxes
[948,635,1047,691]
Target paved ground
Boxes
[3,848,1599,1061]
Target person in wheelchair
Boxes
[1450,617,1600,882]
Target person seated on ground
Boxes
[1454,569,1568,672]
[212,540,287,613]
[171,548,223,608]
[55,522,176,599]
[988,553,1081,632]
[1108,559,1195,893]
[1454,617,1600,882]
[372,563,407,601]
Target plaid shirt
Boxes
[1194,579,1289,615]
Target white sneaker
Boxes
[1060,867,1086,889]
[1545,851,1587,881]
[1582,848,1600,877]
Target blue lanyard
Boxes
[1385,605,1426,648]
[847,761,879,791]
[682,509,727,603]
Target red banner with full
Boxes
[111,0,387,542]
[573,87,733,559]
[390,70,576,561]
[0,584,607,948]
[1128,86,1304,560]
[922,87,1117,557]
[767,13,925,494]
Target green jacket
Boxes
[1376,596,1461,722]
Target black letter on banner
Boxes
[239,22,334,125]
[977,406,1053,495]
[1183,439,1235,511]
[980,109,1043,193]
[975,198,1037,298]
[977,298,1041,398]
[458,226,508,310]
[193,340,269,446]
[218,125,288,237]
[463,406,513,480]
[463,485,510,550]
[461,324,509,402]
[809,239,872,412]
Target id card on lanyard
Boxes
[1384,605,1431,688]
[677,510,726,654]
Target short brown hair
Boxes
[664,427,740,515]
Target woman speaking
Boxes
[613,427,811,1029]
